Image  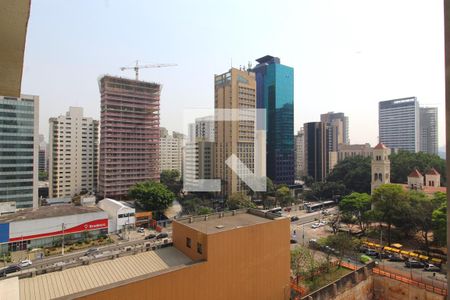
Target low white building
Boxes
[97,198,135,233]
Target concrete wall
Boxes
[78,216,291,300]
[372,275,445,300]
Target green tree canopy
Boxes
[326,156,371,194]
[309,181,347,200]
[390,150,446,185]
[432,200,447,246]
[371,184,410,244]
[227,192,256,210]
[324,232,361,267]
[338,192,371,232]
[275,185,294,207]
[160,169,183,195]
[128,181,175,213]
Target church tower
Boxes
[371,143,391,194]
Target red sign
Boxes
[9,219,108,242]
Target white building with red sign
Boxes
[0,205,108,254]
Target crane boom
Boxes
[120,60,178,80]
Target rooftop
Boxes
[176,209,281,234]
[374,143,388,150]
[408,169,423,178]
[0,205,103,223]
[426,168,440,175]
[18,247,193,300]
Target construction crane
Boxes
[120,60,177,80]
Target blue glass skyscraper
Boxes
[253,55,294,185]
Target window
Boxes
[197,242,203,254]
[186,237,191,248]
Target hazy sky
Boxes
[22,0,445,148]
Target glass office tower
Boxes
[0,95,39,209]
[253,55,294,185]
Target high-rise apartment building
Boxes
[253,55,294,185]
[320,112,349,146]
[294,129,305,180]
[419,107,438,155]
[304,122,328,182]
[195,116,215,142]
[214,68,257,196]
[98,76,160,199]
[0,95,39,208]
[160,128,184,175]
[38,134,48,174]
[49,107,98,198]
[379,97,420,152]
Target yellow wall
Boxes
[79,217,291,300]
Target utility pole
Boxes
[61,223,65,256]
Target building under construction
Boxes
[98,76,160,199]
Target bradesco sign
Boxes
[8,219,108,242]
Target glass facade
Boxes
[254,56,294,185]
[0,97,37,208]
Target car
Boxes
[85,248,99,256]
[311,223,320,229]
[137,227,145,233]
[359,245,369,253]
[156,232,169,239]
[18,259,32,268]
[145,234,156,240]
[290,239,298,244]
[0,265,21,277]
[365,249,378,256]
[424,263,441,272]
[375,252,389,259]
[387,254,404,262]
[290,216,299,222]
[318,221,327,227]
[405,259,425,268]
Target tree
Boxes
[310,181,346,200]
[39,171,48,181]
[128,181,175,215]
[197,206,214,215]
[390,150,446,185]
[227,192,256,210]
[338,192,371,233]
[324,232,360,267]
[276,185,293,207]
[432,201,447,246]
[160,170,183,195]
[291,246,317,284]
[371,184,409,244]
[326,156,371,194]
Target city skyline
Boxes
[21,1,445,148]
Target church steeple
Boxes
[371,143,391,194]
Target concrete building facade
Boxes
[337,143,373,162]
[320,112,349,146]
[38,134,48,174]
[160,128,184,175]
[49,107,98,198]
[214,68,257,196]
[304,122,328,182]
[0,95,39,209]
[294,128,305,180]
[98,76,160,199]
[371,143,391,194]
[379,97,420,152]
[419,107,438,155]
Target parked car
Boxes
[359,245,369,253]
[156,232,169,239]
[387,254,404,262]
[85,248,99,256]
[424,263,441,272]
[0,265,21,277]
[375,252,389,259]
[405,259,425,268]
[365,249,378,256]
[18,259,32,268]
[137,227,145,233]
[290,239,298,244]
[290,216,299,222]
[318,221,327,227]
[144,234,156,240]
[311,223,320,229]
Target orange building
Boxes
[13,209,291,300]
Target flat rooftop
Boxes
[176,209,280,234]
[0,205,103,223]
[18,246,193,300]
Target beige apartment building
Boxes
[49,107,98,198]
[337,143,373,162]
[214,68,256,197]
[160,127,184,175]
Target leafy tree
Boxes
[39,171,48,181]
[432,200,447,246]
[276,185,293,207]
[390,150,446,185]
[338,192,371,232]
[324,232,360,267]
[291,246,317,284]
[371,184,409,244]
[197,206,214,215]
[160,170,183,195]
[227,192,256,210]
[128,181,175,214]
[302,176,314,187]
[310,181,347,200]
[326,156,371,194]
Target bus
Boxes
[268,207,283,214]
[305,200,335,213]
